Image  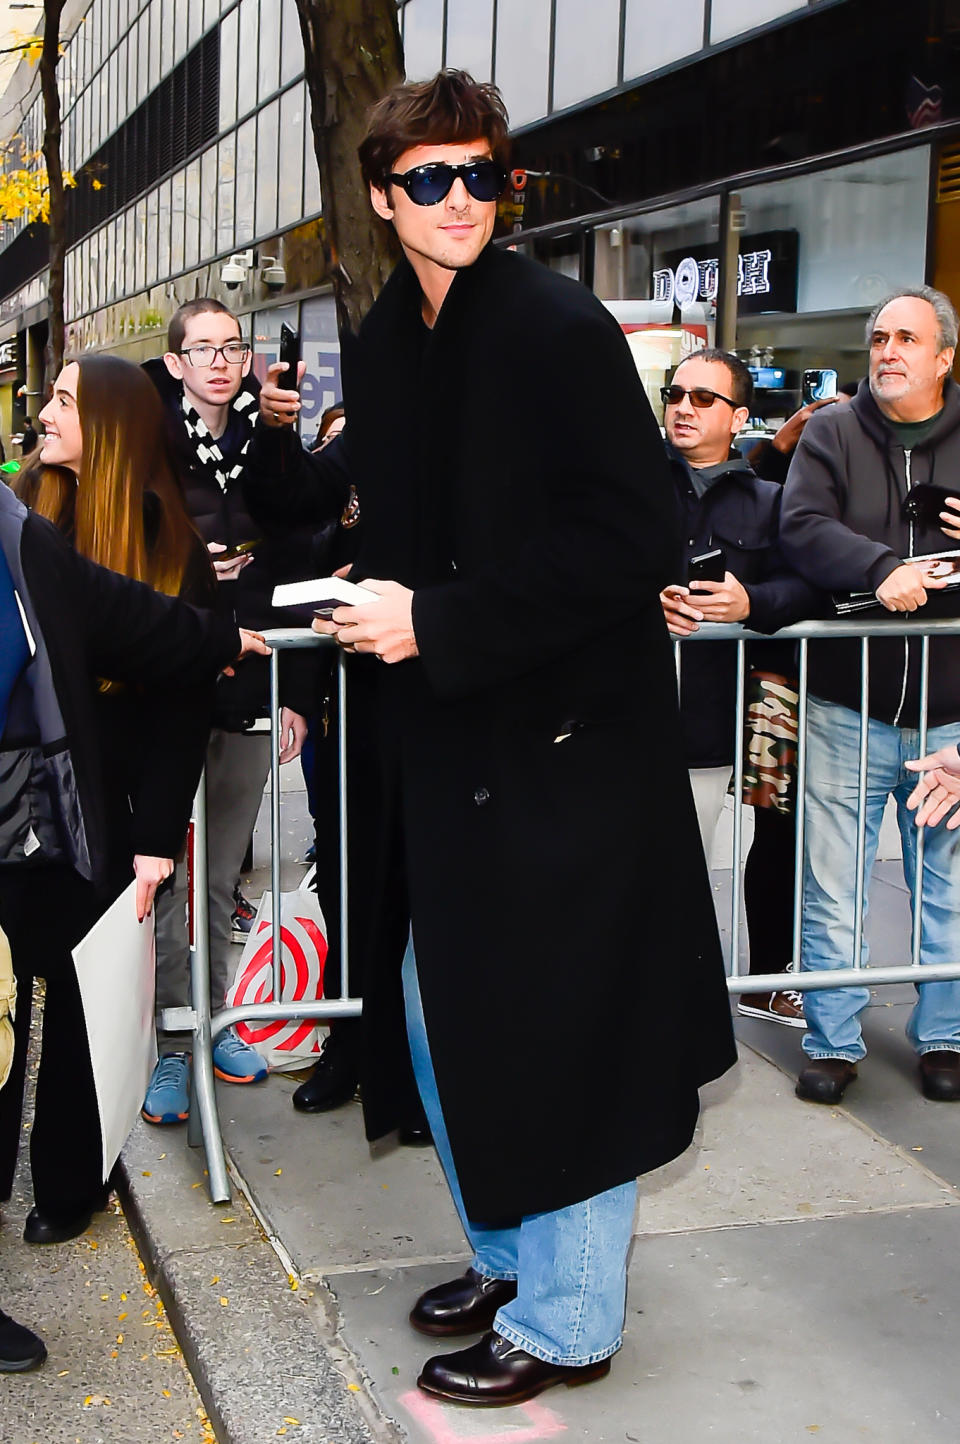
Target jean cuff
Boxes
[803,1051,861,1063]
[471,1264,518,1282]
[916,1045,960,1057]
[492,1315,621,1368]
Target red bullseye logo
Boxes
[230,914,327,1055]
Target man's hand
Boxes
[770,395,848,454]
[278,707,307,764]
[222,628,271,677]
[133,854,173,922]
[660,585,704,636]
[259,360,306,428]
[940,497,960,542]
[875,563,948,613]
[312,579,418,664]
[688,572,751,623]
[208,541,254,582]
[906,745,960,828]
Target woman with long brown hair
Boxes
[0,355,249,1246]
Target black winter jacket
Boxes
[668,447,822,767]
[780,379,960,726]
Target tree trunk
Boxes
[293,0,404,336]
[40,0,66,378]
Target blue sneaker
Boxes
[213,1028,268,1084]
[142,1052,190,1124]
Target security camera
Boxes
[220,256,247,289]
[260,257,286,291]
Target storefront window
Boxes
[403,0,444,80]
[445,0,494,82]
[624,0,704,80]
[553,0,620,112]
[495,0,551,129]
[299,293,342,443]
[593,196,721,418]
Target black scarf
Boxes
[180,388,257,492]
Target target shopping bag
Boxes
[224,871,328,1071]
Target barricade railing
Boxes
[177,618,960,1201]
[677,615,960,997]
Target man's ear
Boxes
[163,350,185,382]
[731,404,750,435]
[370,180,395,223]
[936,347,955,383]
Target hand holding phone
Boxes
[279,323,301,396]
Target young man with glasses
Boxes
[661,349,819,1026]
[244,70,736,1407]
[140,301,315,1121]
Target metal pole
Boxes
[270,647,283,1006]
[910,635,930,969]
[187,771,231,1203]
[791,639,809,973]
[851,639,870,971]
[730,640,745,977]
[337,648,350,999]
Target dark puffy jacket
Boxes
[143,357,322,725]
[780,379,960,726]
[667,446,822,767]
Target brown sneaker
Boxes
[737,989,806,1028]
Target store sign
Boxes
[653,230,799,315]
[0,340,15,369]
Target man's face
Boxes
[663,357,748,467]
[38,362,83,473]
[868,296,954,422]
[369,140,498,277]
[164,309,250,411]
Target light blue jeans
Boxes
[801,696,960,1062]
[401,939,636,1366]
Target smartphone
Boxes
[279,323,301,394]
[802,368,838,405]
[902,484,958,530]
[688,547,726,585]
[217,539,260,562]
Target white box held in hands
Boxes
[272,576,381,618]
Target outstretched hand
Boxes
[312,579,418,664]
[906,745,960,828]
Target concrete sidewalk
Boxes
[109,783,960,1444]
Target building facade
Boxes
[0,0,958,452]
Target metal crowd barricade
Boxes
[677,616,960,997]
[174,629,357,1204]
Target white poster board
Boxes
[72,881,158,1182]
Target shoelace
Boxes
[151,1054,189,1091]
[779,990,804,1008]
[215,1029,251,1058]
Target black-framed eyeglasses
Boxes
[180,342,251,366]
[385,159,508,207]
[660,384,738,410]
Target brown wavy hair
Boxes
[10,449,76,535]
[359,69,510,191]
[43,356,201,598]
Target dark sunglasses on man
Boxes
[660,384,738,410]
[385,159,508,207]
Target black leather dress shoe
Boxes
[410,1268,518,1337]
[795,1058,858,1104]
[292,1033,359,1113]
[919,1050,960,1101]
[0,1311,47,1372]
[24,1201,102,1245]
[418,1330,611,1406]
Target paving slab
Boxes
[331,1207,960,1444]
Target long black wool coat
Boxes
[244,242,737,1223]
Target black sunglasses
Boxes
[385,159,508,207]
[661,385,738,410]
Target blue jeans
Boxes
[801,696,960,1062]
[401,939,636,1366]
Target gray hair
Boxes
[866,285,959,353]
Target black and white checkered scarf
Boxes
[180,388,257,492]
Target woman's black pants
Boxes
[0,865,112,1220]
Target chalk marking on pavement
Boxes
[399,1389,566,1444]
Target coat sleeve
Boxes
[780,421,901,592]
[242,423,354,530]
[412,312,678,702]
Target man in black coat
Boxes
[245,70,736,1407]
[0,479,254,1369]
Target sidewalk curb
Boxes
[115,1118,393,1444]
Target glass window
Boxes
[236,0,258,117]
[205,0,222,30]
[710,0,803,45]
[445,0,493,81]
[217,131,237,253]
[162,0,175,76]
[170,168,185,274]
[278,83,304,228]
[624,0,703,80]
[146,185,159,285]
[552,0,620,111]
[303,124,321,217]
[280,0,303,85]
[200,145,218,261]
[157,177,171,280]
[187,0,204,47]
[174,0,189,64]
[593,197,722,419]
[112,215,125,300]
[256,98,279,237]
[148,0,162,90]
[403,0,443,79]
[235,116,256,242]
[258,0,281,101]
[134,196,147,292]
[299,293,341,438]
[219,4,238,130]
[495,0,551,128]
[125,206,136,299]
[184,157,201,270]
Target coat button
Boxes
[474,787,490,806]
